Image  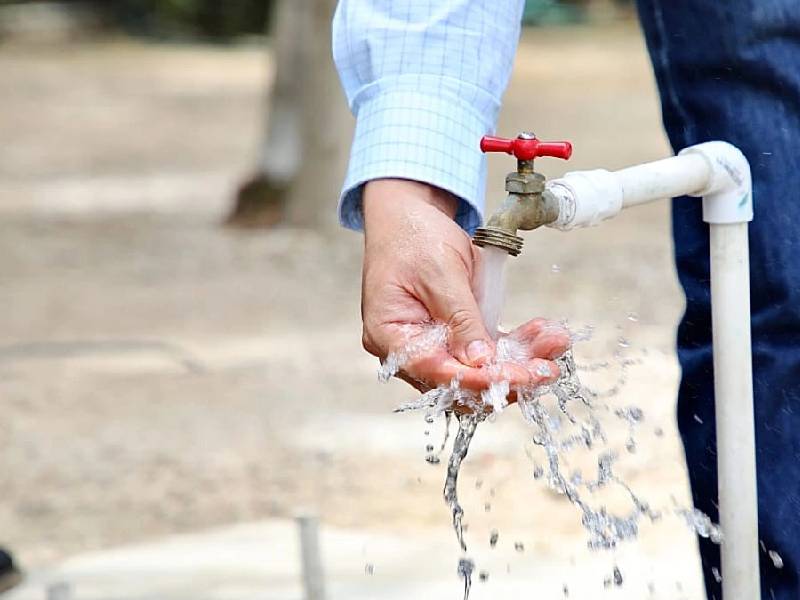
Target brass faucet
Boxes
[472,132,572,256]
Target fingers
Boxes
[402,351,560,392]
[511,318,571,359]
[416,263,493,368]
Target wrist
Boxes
[363,179,459,231]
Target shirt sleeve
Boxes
[332,0,524,234]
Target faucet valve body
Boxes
[473,132,573,256]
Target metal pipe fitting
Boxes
[472,187,561,256]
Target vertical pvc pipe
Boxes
[297,515,326,600]
[709,222,760,600]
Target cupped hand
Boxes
[361,179,570,394]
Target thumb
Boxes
[421,276,493,367]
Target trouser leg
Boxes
[636,1,800,598]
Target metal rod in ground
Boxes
[46,581,72,600]
[710,222,761,600]
[297,514,326,600]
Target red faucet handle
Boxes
[480,134,573,161]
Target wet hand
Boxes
[361,179,569,393]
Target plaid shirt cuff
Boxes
[338,85,490,234]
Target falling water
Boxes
[444,412,484,553]
[478,246,509,339]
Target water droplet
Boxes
[711,567,722,582]
[484,502,491,513]
[457,557,474,580]
[627,311,639,322]
[613,566,623,586]
[626,438,637,453]
[533,465,544,479]
[535,362,552,377]
[679,508,723,544]
[426,444,435,452]
[478,570,489,583]
[475,479,483,490]
[617,337,630,348]
[365,563,374,575]
[489,529,499,548]
[551,264,561,273]
[693,414,704,424]
[424,430,430,436]
[654,427,664,437]
[769,550,784,569]
[425,455,440,465]
[562,584,569,597]
[457,557,475,599]
[514,541,525,552]
[425,415,435,424]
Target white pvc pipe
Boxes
[547,141,752,230]
[546,142,759,598]
[710,222,760,600]
[615,153,708,208]
[297,515,326,600]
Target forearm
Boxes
[333,0,525,233]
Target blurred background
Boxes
[1,1,706,598]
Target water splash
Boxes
[516,349,661,549]
[677,507,723,544]
[378,324,448,383]
[377,247,720,593]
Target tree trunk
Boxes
[228,0,352,229]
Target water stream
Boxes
[478,246,509,339]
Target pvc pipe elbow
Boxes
[678,142,753,224]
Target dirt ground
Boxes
[1,22,706,598]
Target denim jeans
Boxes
[636,1,800,598]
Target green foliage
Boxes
[106,0,272,41]
[523,0,584,25]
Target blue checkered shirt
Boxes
[333,0,524,233]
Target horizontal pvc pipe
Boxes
[548,142,753,231]
[710,222,760,600]
[615,153,710,208]
[548,153,712,230]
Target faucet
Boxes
[472,132,572,256]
